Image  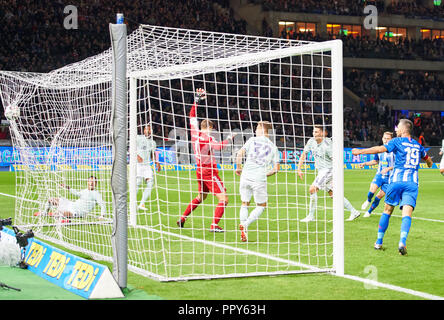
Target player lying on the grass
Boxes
[235,121,280,242]
[297,125,360,222]
[177,88,237,232]
[359,131,395,217]
[137,123,161,211]
[34,176,106,220]
[439,138,444,176]
[352,119,433,255]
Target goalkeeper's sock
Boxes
[308,193,317,218]
[182,197,201,218]
[367,191,374,202]
[212,201,227,226]
[240,205,249,225]
[244,206,265,229]
[399,216,412,247]
[140,179,154,204]
[376,213,391,245]
[368,196,381,214]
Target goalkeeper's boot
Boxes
[239,224,247,242]
[361,200,371,210]
[138,203,148,211]
[398,243,407,256]
[177,217,186,228]
[209,224,224,233]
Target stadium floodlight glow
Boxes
[0,24,344,281]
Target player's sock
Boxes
[367,191,374,202]
[182,197,201,219]
[244,206,265,229]
[212,201,227,226]
[376,213,391,245]
[308,193,317,217]
[343,197,355,212]
[368,196,381,214]
[399,216,412,247]
[140,179,154,204]
[44,201,51,214]
[239,205,249,225]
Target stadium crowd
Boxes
[0,0,442,146]
[257,0,444,19]
[282,31,444,62]
[0,0,246,73]
[345,69,444,101]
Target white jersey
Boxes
[303,137,333,170]
[137,135,157,164]
[240,135,280,182]
[70,188,106,217]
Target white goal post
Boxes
[0,24,344,281]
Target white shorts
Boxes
[312,168,333,192]
[57,198,82,217]
[137,163,154,181]
[440,155,444,170]
[239,178,268,204]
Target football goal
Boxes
[0,24,344,282]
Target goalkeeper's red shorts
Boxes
[196,170,226,195]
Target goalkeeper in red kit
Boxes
[177,88,237,232]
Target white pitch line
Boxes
[1,190,443,300]
[339,274,444,300]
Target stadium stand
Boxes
[0,0,442,147]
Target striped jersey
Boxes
[240,135,280,182]
[374,151,395,179]
[137,135,156,164]
[384,137,427,184]
[303,137,333,170]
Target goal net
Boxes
[0,24,343,281]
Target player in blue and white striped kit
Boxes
[359,132,395,217]
[352,119,433,255]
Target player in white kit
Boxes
[298,125,360,222]
[439,139,444,176]
[34,176,106,221]
[137,124,161,210]
[235,121,280,242]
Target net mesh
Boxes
[0,24,338,280]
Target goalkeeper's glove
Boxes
[194,88,206,104]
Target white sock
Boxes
[344,197,354,212]
[240,206,249,225]
[308,193,317,217]
[44,200,53,214]
[244,206,265,229]
[140,179,154,204]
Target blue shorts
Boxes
[385,182,418,210]
[372,173,389,193]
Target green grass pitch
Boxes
[0,169,443,300]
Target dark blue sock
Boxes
[368,196,381,214]
[400,216,412,247]
[376,213,391,245]
[367,191,374,202]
